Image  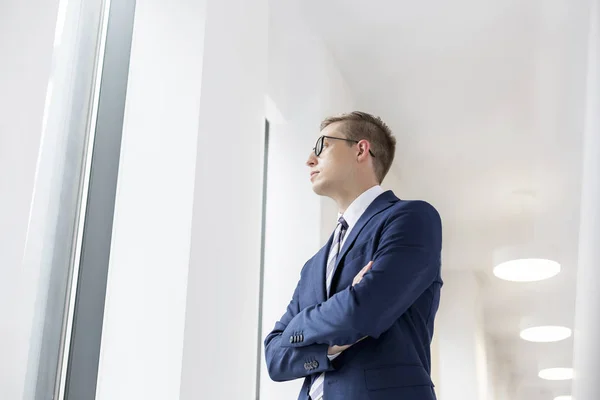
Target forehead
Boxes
[319,121,347,139]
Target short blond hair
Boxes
[321,111,396,183]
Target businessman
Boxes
[264,111,442,400]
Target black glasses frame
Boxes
[313,135,376,157]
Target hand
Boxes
[328,336,369,355]
[353,261,373,286]
[328,344,352,355]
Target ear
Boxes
[356,139,371,160]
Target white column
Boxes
[572,1,600,398]
[435,271,490,400]
[96,0,267,398]
[0,1,60,398]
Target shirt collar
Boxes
[337,185,385,229]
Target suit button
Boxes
[289,336,294,343]
[300,334,304,342]
[304,362,309,370]
[312,361,319,369]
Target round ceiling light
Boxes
[520,326,572,342]
[554,396,572,400]
[493,258,560,282]
[538,367,573,381]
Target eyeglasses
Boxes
[313,135,376,157]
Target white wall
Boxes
[0,1,60,398]
[436,271,492,400]
[486,346,514,400]
[178,0,268,397]
[259,5,356,399]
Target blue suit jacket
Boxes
[264,191,442,400]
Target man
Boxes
[264,111,442,400]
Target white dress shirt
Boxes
[337,185,385,250]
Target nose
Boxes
[306,151,317,167]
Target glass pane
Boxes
[19,0,111,398]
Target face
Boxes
[306,122,358,197]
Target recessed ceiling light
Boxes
[539,368,573,381]
[520,326,572,342]
[493,258,560,282]
[554,396,572,400]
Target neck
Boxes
[335,182,379,213]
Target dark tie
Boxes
[325,216,348,297]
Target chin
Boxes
[311,181,329,196]
[313,190,326,197]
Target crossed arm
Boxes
[264,202,441,382]
[264,263,373,382]
[263,275,333,382]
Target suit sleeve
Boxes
[280,201,442,348]
[263,266,334,382]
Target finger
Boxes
[360,261,374,275]
[358,263,370,275]
[353,262,374,286]
[355,262,372,281]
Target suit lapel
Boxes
[334,190,399,274]
[312,190,399,303]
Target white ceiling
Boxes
[296,0,590,398]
